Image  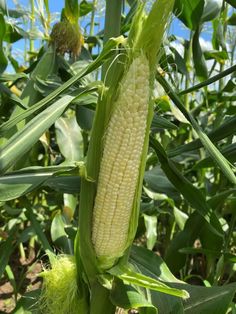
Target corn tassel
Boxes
[92,54,150,267]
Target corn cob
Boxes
[92,54,150,267]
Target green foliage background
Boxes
[0,0,236,313]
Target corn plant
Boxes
[1,0,236,313]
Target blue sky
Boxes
[5,0,211,68]
[6,0,192,34]
[6,0,191,37]
[7,0,64,13]
[6,0,214,41]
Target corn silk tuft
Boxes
[39,255,80,314]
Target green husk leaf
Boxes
[134,0,175,69]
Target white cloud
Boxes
[199,37,213,51]
[170,41,185,56]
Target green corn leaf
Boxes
[0,72,27,81]
[192,26,208,81]
[0,165,78,201]
[0,225,18,279]
[151,114,178,131]
[207,189,236,209]
[179,247,221,257]
[44,0,50,16]
[0,13,7,74]
[0,85,96,174]
[223,78,236,92]
[157,73,236,184]
[173,0,204,30]
[228,13,236,25]
[89,281,116,314]
[51,211,72,254]
[0,83,28,110]
[144,166,180,200]
[6,47,58,135]
[12,290,41,314]
[0,95,75,174]
[130,246,236,314]
[201,0,222,23]
[55,116,83,162]
[110,279,157,314]
[130,245,181,283]
[46,174,81,194]
[173,207,189,231]
[0,36,125,134]
[165,210,223,273]
[143,214,157,250]
[194,143,236,169]
[179,64,236,95]
[168,116,236,157]
[196,130,236,183]
[149,136,223,237]
[108,265,189,299]
[79,0,94,17]
[25,205,53,253]
[225,0,236,8]
[129,246,185,313]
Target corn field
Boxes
[0,0,236,313]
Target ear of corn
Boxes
[78,0,175,276]
[92,54,150,269]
